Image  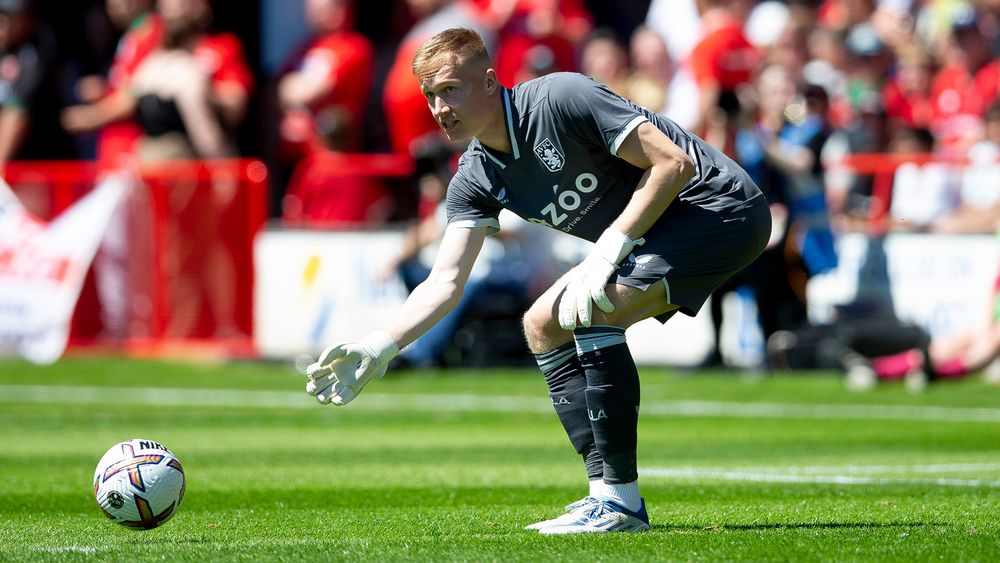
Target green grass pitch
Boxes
[2,357,999,561]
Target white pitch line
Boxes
[2,384,1000,424]
[723,462,1000,475]
[640,400,1000,424]
[640,467,1000,488]
[34,547,97,554]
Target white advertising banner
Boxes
[254,229,714,365]
[808,233,999,337]
[254,229,412,358]
[0,177,127,363]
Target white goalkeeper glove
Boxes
[305,331,399,406]
[558,227,644,330]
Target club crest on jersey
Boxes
[533,138,564,172]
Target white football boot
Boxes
[538,498,650,534]
[524,496,600,530]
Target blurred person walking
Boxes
[63,0,253,163]
[61,0,161,170]
[129,0,252,160]
[624,25,672,115]
[0,0,73,170]
[277,0,373,157]
[129,0,254,339]
[707,67,836,368]
[274,0,391,225]
[491,0,580,87]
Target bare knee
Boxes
[522,303,570,354]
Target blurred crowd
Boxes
[2,0,998,373]
[0,0,994,226]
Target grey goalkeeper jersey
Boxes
[445,72,761,242]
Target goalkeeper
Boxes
[306,28,771,534]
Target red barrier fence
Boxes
[280,152,416,228]
[830,153,997,233]
[5,151,993,359]
[7,159,268,358]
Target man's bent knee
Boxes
[522,304,570,354]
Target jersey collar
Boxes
[480,88,521,170]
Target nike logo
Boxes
[723,217,746,223]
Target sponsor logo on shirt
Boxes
[533,138,564,172]
[494,187,509,205]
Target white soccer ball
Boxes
[93,439,186,529]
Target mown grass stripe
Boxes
[641,466,1000,488]
[3,384,1000,423]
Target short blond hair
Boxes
[411,28,491,79]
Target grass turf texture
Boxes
[1,357,999,562]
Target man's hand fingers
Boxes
[306,375,334,396]
[320,378,358,406]
[312,380,335,403]
[305,363,332,380]
[313,343,350,368]
[558,287,578,331]
[306,344,356,379]
[575,288,592,328]
[316,378,347,404]
[330,388,359,406]
[592,285,615,314]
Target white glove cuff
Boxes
[594,227,645,265]
[359,331,400,366]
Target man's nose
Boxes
[432,96,450,115]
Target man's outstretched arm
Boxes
[306,225,488,405]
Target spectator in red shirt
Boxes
[493,0,577,87]
[816,0,876,32]
[196,25,254,133]
[61,0,162,170]
[930,6,1000,154]
[882,44,935,131]
[127,0,253,160]
[687,0,761,153]
[475,0,592,45]
[282,106,394,226]
[62,0,252,165]
[382,0,495,156]
[278,0,373,157]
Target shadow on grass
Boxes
[654,521,951,532]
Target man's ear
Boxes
[485,69,498,93]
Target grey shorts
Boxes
[612,194,771,323]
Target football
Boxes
[93,439,186,529]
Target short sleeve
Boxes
[545,73,647,155]
[209,34,254,93]
[444,156,503,235]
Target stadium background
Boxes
[0,0,997,380]
[3,3,1000,559]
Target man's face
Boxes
[159,0,206,32]
[419,59,496,143]
[106,0,149,30]
[306,0,348,34]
